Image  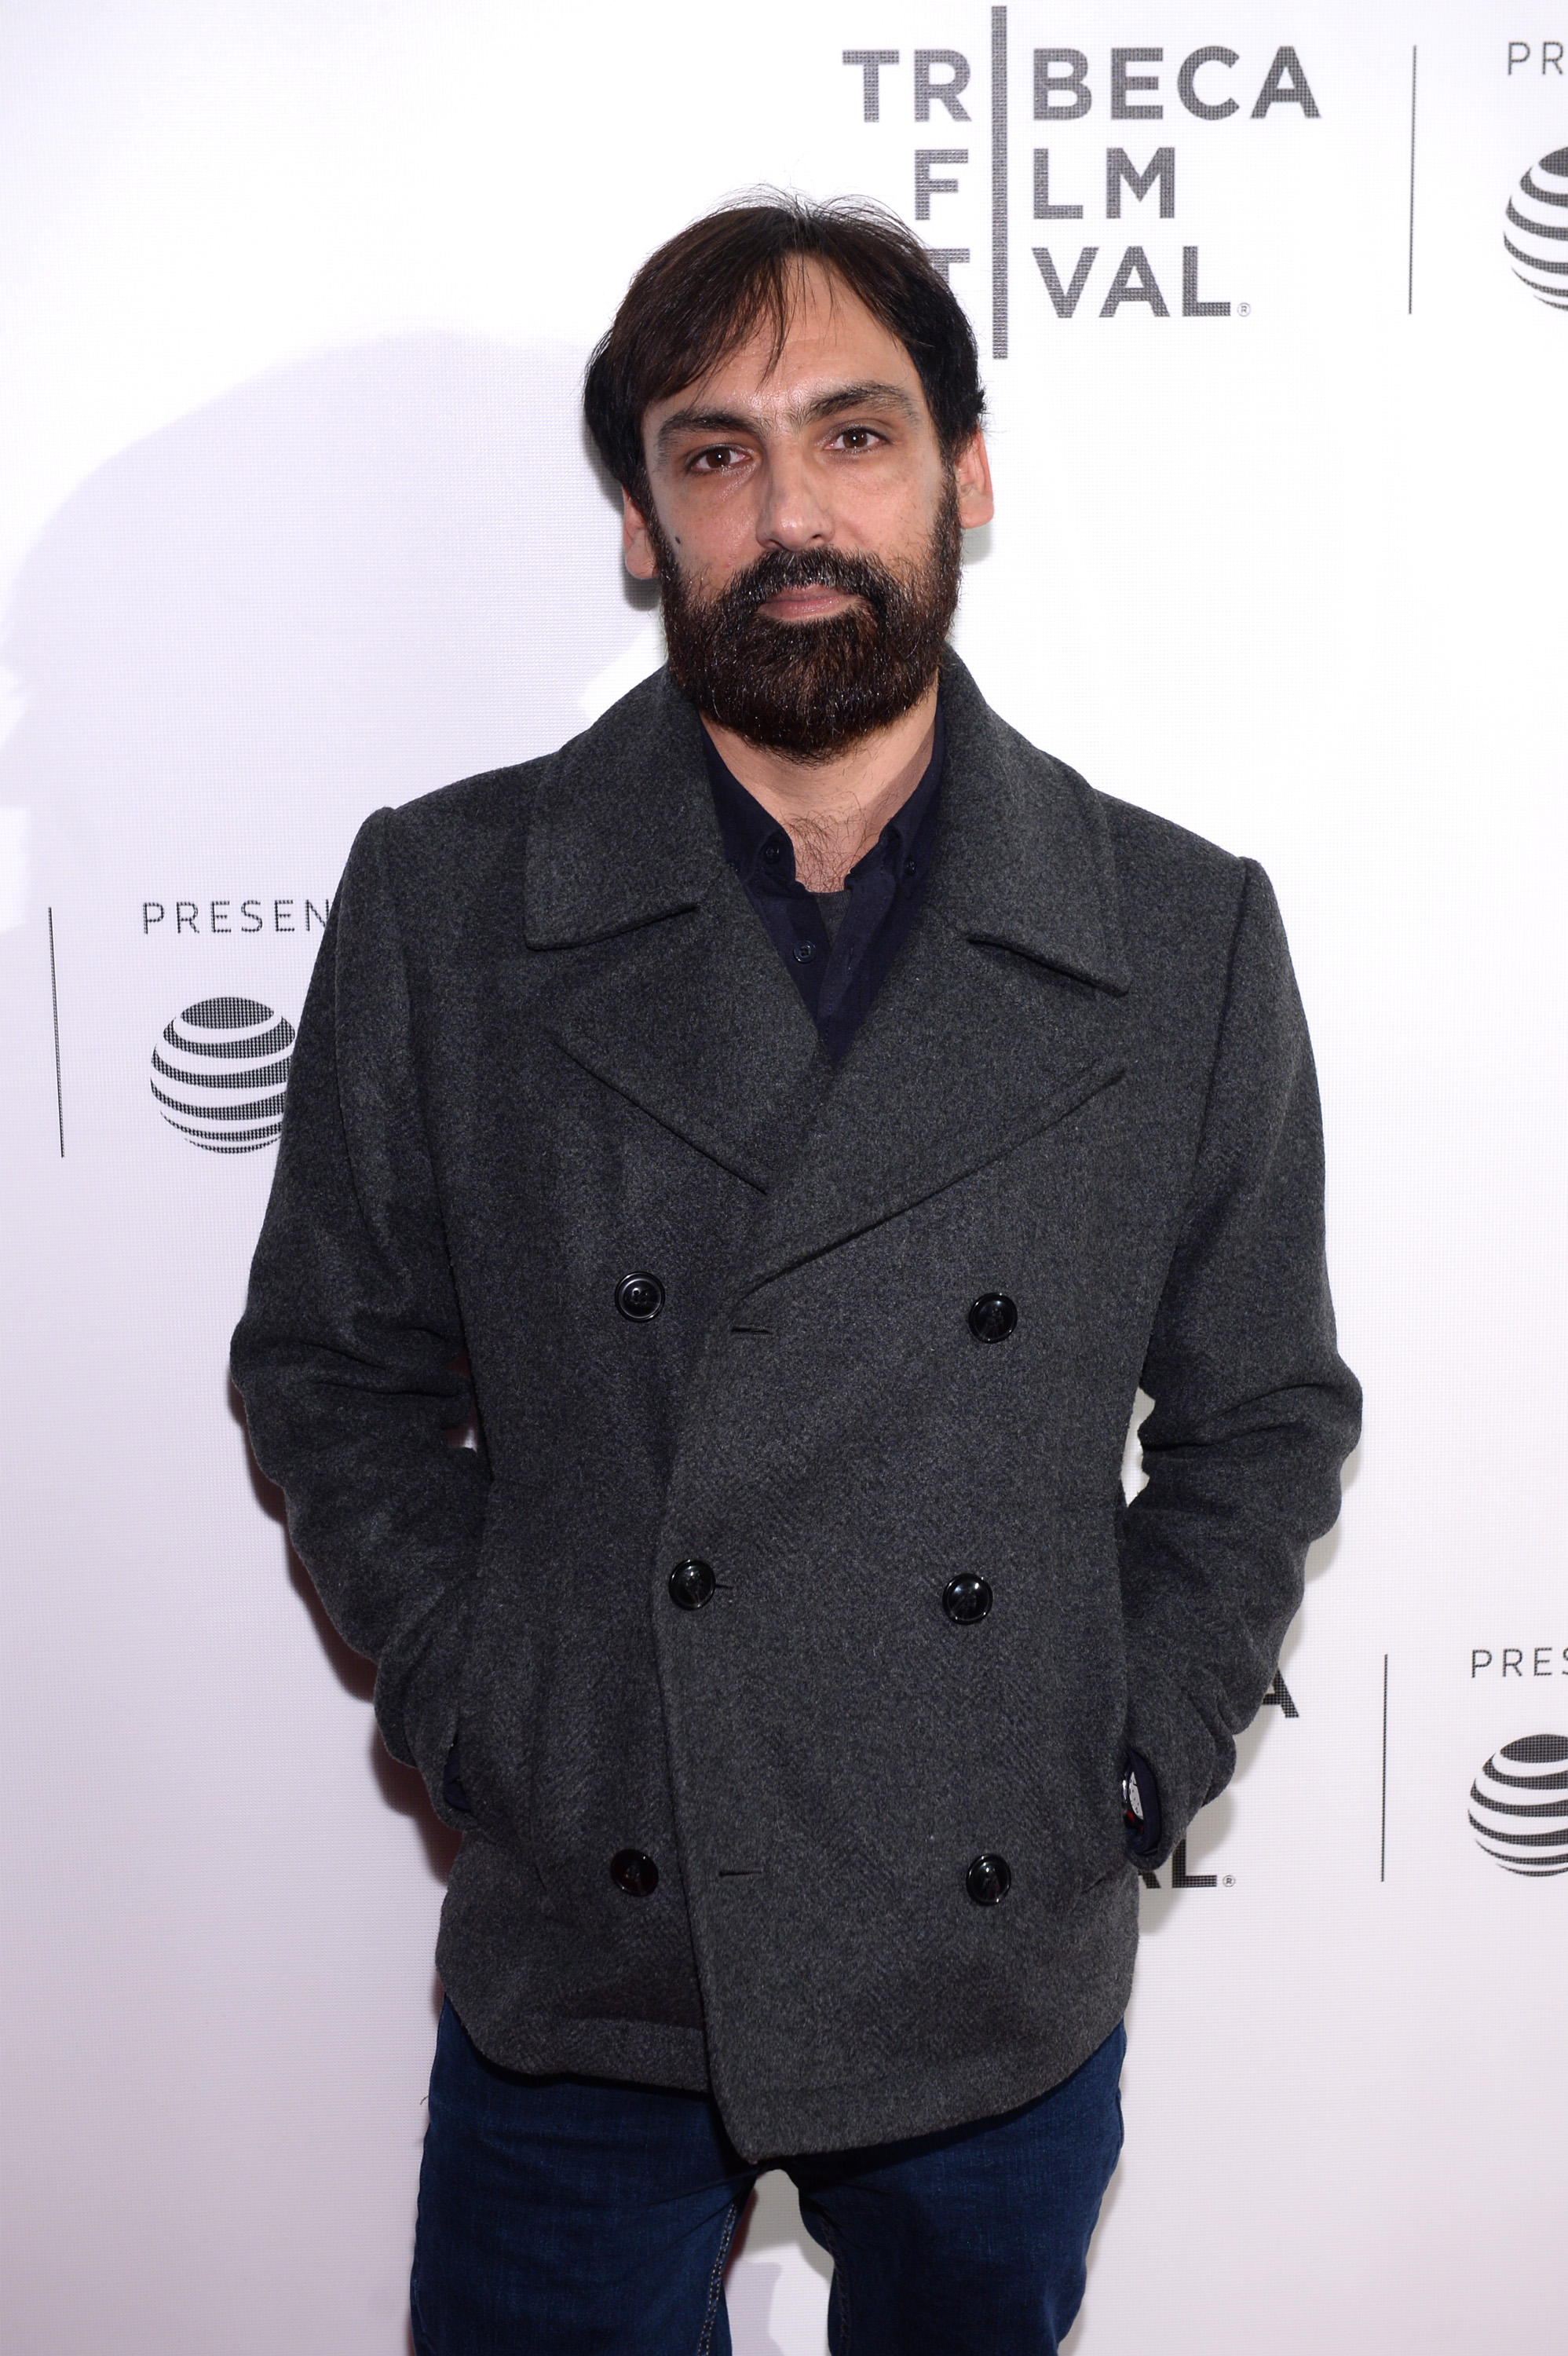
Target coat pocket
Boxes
[1024,1504,1132,1894]
[518,1560,685,1925]
[433,1507,543,1859]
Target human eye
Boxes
[828,424,885,453]
[688,444,747,474]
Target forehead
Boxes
[648,261,932,430]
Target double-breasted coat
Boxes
[232,654,1360,2162]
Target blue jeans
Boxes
[411,2002,1125,2355]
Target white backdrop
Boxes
[2,5,1563,2351]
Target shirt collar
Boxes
[703,702,946,893]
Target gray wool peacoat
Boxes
[231,653,1360,2164]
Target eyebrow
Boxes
[656,379,921,454]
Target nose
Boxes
[753,444,833,552]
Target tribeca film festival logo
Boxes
[841,25,1322,352]
[150,997,297,1154]
[1504,144,1568,309]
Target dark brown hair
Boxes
[583,193,985,503]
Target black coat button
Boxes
[610,1849,658,1896]
[616,1272,664,1321]
[668,1558,715,1610]
[943,1574,992,1624]
[968,1293,1018,1344]
[966,1853,1011,1905]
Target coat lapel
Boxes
[521,657,1130,1244]
[525,671,822,1191]
[542,887,824,1192]
[740,924,1125,1285]
[739,657,1132,1285]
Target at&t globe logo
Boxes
[150,996,296,1153]
[1504,146,1568,309]
[1469,1734,1568,1876]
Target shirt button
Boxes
[794,939,816,962]
[905,857,918,878]
[762,841,784,865]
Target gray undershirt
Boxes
[813,890,851,943]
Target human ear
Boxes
[622,488,660,580]
[953,430,995,531]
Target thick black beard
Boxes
[651,483,962,761]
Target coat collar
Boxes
[522,669,722,949]
[524,656,1130,1240]
[522,655,1128,996]
[923,655,1129,994]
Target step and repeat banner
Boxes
[1,5,1562,2351]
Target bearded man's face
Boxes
[620,262,992,755]
[649,483,961,761]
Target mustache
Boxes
[701,544,901,625]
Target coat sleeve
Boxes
[1119,858,1361,1865]
[230,807,488,1818]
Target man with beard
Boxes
[232,198,1359,2354]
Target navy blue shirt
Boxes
[702,708,945,1065]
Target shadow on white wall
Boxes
[0,333,660,903]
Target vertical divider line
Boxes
[48,905,64,1158]
[1406,47,1418,315]
[991,5,1008,359]
[1380,1654,1390,1881]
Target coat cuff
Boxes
[372,1586,477,1831]
[1123,1748,1164,1859]
[1124,1674,1229,1871]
